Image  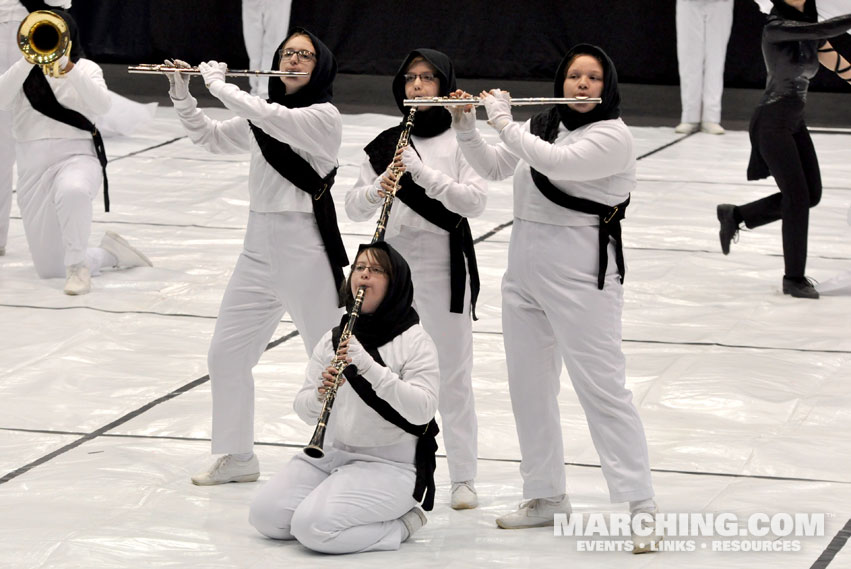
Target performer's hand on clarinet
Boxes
[379,157,405,198]
[401,146,424,180]
[164,58,192,100]
[318,364,346,399]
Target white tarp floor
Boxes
[1,107,850,569]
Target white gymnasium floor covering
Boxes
[1,106,850,569]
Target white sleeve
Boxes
[207,81,341,162]
[45,0,72,7]
[497,121,633,181]
[0,58,31,111]
[171,94,251,154]
[345,154,384,222]
[359,329,440,426]
[411,148,488,218]
[454,124,521,182]
[293,332,333,424]
[66,61,111,117]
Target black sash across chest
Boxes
[364,126,480,318]
[249,122,349,293]
[330,327,439,511]
[23,67,110,211]
[529,108,630,290]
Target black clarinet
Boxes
[372,106,417,242]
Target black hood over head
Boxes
[769,0,818,23]
[343,241,419,349]
[554,43,621,131]
[391,48,456,137]
[268,27,336,108]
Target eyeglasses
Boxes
[282,49,316,63]
[404,72,437,84]
[352,263,388,277]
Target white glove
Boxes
[483,89,513,132]
[346,336,377,375]
[57,55,69,72]
[450,105,476,133]
[366,177,383,204]
[401,146,424,181]
[164,58,192,100]
[198,60,227,89]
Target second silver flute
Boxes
[127,64,308,77]
[404,96,601,107]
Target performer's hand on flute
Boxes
[448,89,476,132]
[480,89,513,132]
[198,60,227,89]
[164,58,192,100]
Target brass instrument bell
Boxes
[17,10,71,78]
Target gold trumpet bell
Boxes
[17,10,71,77]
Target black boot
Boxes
[782,276,819,299]
[716,204,740,255]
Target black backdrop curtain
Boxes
[66,0,850,92]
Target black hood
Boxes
[343,241,419,349]
[554,43,621,131]
[268,27,336,108]
[769,0,818,23]
[391,48,456,137]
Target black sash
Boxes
[23,66,110,212]
[332,327,439,512]
[249,122,349,294]
[529,108,629,290]
[364,127,480,318]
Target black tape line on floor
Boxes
[0,329,301,485]
[108,136,187,163]
[810,517,851,569]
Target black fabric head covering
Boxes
[391,49,456,137]
[267,27,336,108]
[341,241,419,349]
[769,0,818,23]
[553,43,620,131]
[51,9,85,62]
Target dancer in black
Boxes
[717,0,851,299]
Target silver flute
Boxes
[404,96,601,107]
[127,64,308,77]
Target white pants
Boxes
[249,444,417,553]
[15,139,111,278]
[502,219,653,503]
[0,21,19,249]
[241,0,292,99]
[208,211,343,455]
[676,0,734,124]
[390,228,478,483]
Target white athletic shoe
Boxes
[100,230,152,268]
[400,507,427,541]
[496,494,571,529]
[64,263,91,295]
[700,121,726,135]
[191,454,260,486]
[674,122,699,134]
[450,480,478,510]
[631,506,663,554]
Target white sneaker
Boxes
[674,122,699,134]
[496,494,571,529]
[64,263,91,295]
[631,507,663,554]
[700,121,726,135]
[399,507,427,541]
[451,480,478,510]
[100,230,152,268]
[191,454,260,486]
